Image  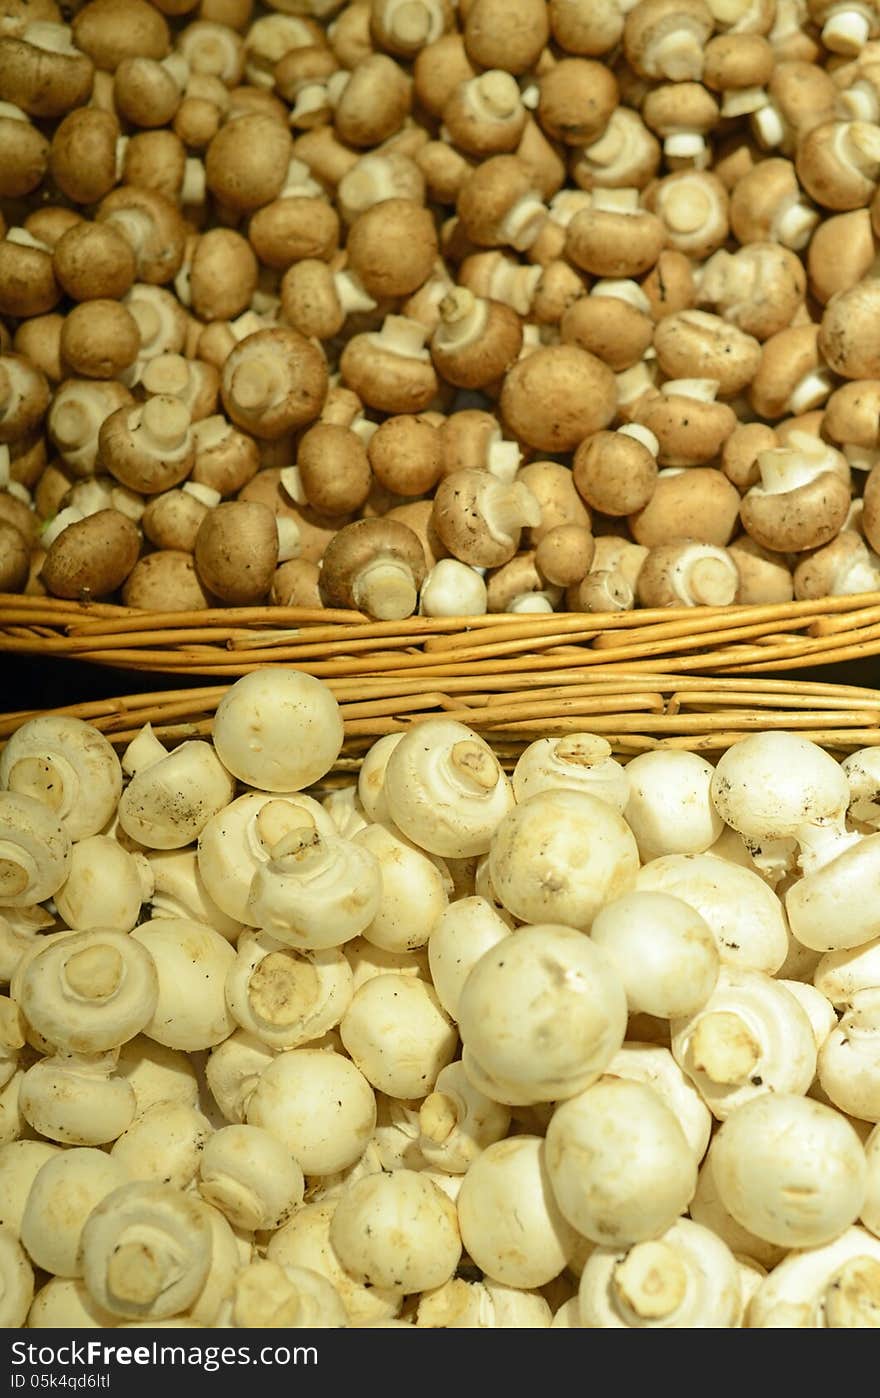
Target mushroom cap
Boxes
[17,928,159,1054]
[500,344,617,451]
[221,327,328,440]
[819,280,880,379]
[130,917,236,1051]
[740,471,851,552]
[40,509,140,600]
[0,714,121,841]
[193,500,278,605]
[212,669,344,792]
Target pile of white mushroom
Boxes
[1,666,880,1328]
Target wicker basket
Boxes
[3,591,880,680]
[2,670,879,765]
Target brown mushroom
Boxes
[41,509,141,599]
[500,344,617,452]
[319,517,427,618]
[220,328,328,440]
[122,550,215,611]
[193,499,278,604]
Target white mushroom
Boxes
[340,973,457,1100]
[197,792,336,923]
[345,937,431,992]
[0,1226,33,1327]
[785,834,880,952]
[267,1200,401,1325]
[245,822,382,949]
[225,929,353,1049]
[417,1062,511,1174]
[20,1050,137,1146]
[218,1259,347,1328]
[0,715,122,842]
[321,782,368,838]
[818,989,880,1121]
[186,1202,253,1327]
[19,1148,130,1279]
[205,1029,277,1125]
[356,732,405,827]
[457,924,627,1105]
[130,918,235,1052]
[689,1144,787,1271]
[590,890,720,1019]
[635,852,790,975]
[110,1102,214,1190]
[0,1140,61,1241]
[28,1277,118,1329]
[416,1277,552,1328]
[115,1035,200,1117]
[748,1226,880,1327]
[0,905,55,984]
[211,669,344,792]
[352,821,451,952]
[457,1135,578,1288]
[55,837,150,934]
[328,1169,461,1294]
[246,1048,376,1175]
[427,896,512,1020]
[814,938,880,1009]
[623,751,724,861]
[198,1124,304,1232]
[709,1093,867,1248]
[512,734,630,812]
[146,847,242,942]
[488,789,639,930]
[670,967,817,1119]
[842,747,880,828]
[0,793,71,907]
[382,719,515,857]
[118,735,235,849]
[578,1218,742,1328]
[545,1079,697,1246]
[16,928,159,1053]
[711,732,861,876]
[79,1181,213,1321]
[601,1042,712,1163]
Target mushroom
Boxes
[710,1093,867,1248]
[80,1181,212,1322]
[546,1078,698,1246]
[109,1101,213,1192]
[635,851,790,974]
[0,792,70,908]
[430,468,541,568]
[319,517,427,618]
[20,1049,137,1146]
[246,1048,376,1175]
[748,1226,880,1327]
[145,848,241,944]
[488,788,639,930]
[578,1218,742,1328]
[381,718,514,858]
[500,344,618,451]
[0,22,94,118]
[590,890,719,1020]
[739,432,852,553]
[417,1060,510,1174]
[457,1135,576,1289]
[129,918,235,1052]
[328,1169,460,1295]
[225,930,353,1048]
[670,967,817,1119]
[0,714,122,842]
[117,733,234,850]
[267,1200,401,1325]
[245,822,383,950]
[19,1148,130,1281]
[115,1035,199,1119]
[220,328,328,440]
[339,973,457,1099]
[193,500,279,605]
[429,288,522,389]
[340,314,439,414]
[512,734,630,812]
[16,929,158,1053]
[456,923,627,1105]
[212,669,344,793]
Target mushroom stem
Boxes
[63,945,124,1000]
[450,740,500,792]
[106,1232,185,1308]
[436,289,488,349]
[498,193,547,251]
[352,558,419,621]
[419,1091,458,1144]
[122,726,167,778]
[254,802,317,855]
[613,1241,688,1321]
[822,10,871,52]
[484,480,542,540]
[690,1010,761,1085]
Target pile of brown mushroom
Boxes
[3,0,880,617]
